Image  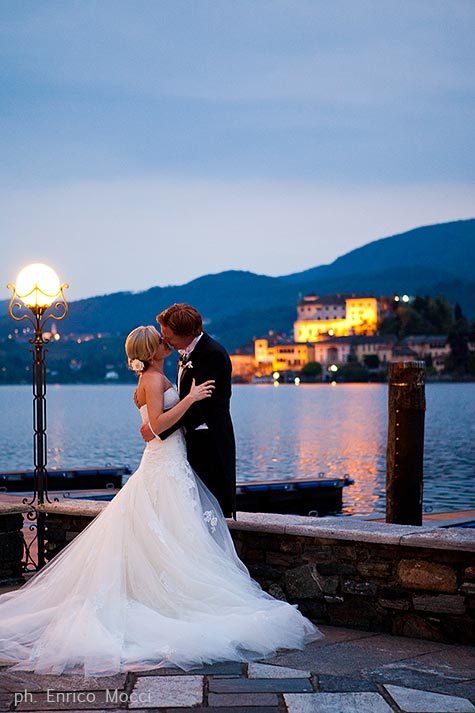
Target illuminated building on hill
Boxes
[294,294,380,342]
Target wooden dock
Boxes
[235,475,354,515]
[0,469,354,515]
[367,509,475,528]
[0,467,129,492]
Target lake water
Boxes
[1,383,474,517]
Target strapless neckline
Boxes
[139,387,179,421]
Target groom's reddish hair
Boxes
[157,303,203,337]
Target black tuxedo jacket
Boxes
[159,333,236,517]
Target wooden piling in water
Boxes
[386,360,426,525]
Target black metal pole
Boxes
[32,313,48,567]
[7,274,69,572]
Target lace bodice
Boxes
[139,387,180,424]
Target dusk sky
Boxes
[1,1,474,301]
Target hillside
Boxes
[1,219,474,353]
[283,219,475,284]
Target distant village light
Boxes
[272,371,280,380]
[402,294,410,303]
[329,364,339,373]
[294,377,301,385]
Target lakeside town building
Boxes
[294,294,380,342]
[230,293,451,381]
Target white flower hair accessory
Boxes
[130,358,145,374]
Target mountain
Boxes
[1,219,474,353]
[282,219,475,285]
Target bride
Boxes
[0,325,321,677]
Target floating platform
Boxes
[0,468,354,515]
[0,467,130,492]
[236,475,354,515]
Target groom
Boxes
[140,303,236,518]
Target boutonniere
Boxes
[178,353,193,370]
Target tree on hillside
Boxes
[379,295,453,339]
[446,304,474,375]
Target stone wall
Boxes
[0,508,24,585]
[1,503,474,645]
[230,519,475,645]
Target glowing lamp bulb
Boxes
[272,371,280,380]
[15,263,61,308]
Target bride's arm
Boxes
[143,373,214,435]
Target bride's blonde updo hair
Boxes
[125,325,162,375]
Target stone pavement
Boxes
[1,624,474,713]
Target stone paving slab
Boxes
[448,683,475,703]
[247,663,311,679]
[207,692,279,706]
[263,633,442,677]
[314,625,377,645]
[368,666,473,699]
[0,672,128,693]
[317,675,380,692]
[284,691,395,713]
[161,709,280,713]
[0,693,13,713]
[400,647,475,680]
[384,684,475,713]
[135,663,243,677]
[1,624,475,712]
[15,691,119,710]
[130,676,203,708]
[208,677,313,693]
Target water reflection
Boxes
[0,383,474,517]
[231,384,388,516]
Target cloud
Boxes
[1,176,473,300]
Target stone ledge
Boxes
[399,528,475,552]
[2,502,474,552]
[38,500,107,517]
[229,512,475,552]
[0,503,33,516]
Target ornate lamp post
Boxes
[7,263,68,568]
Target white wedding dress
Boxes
[0,388,321,677]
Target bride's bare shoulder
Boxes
[141,370,167,389]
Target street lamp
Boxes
[7,263,68,568]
